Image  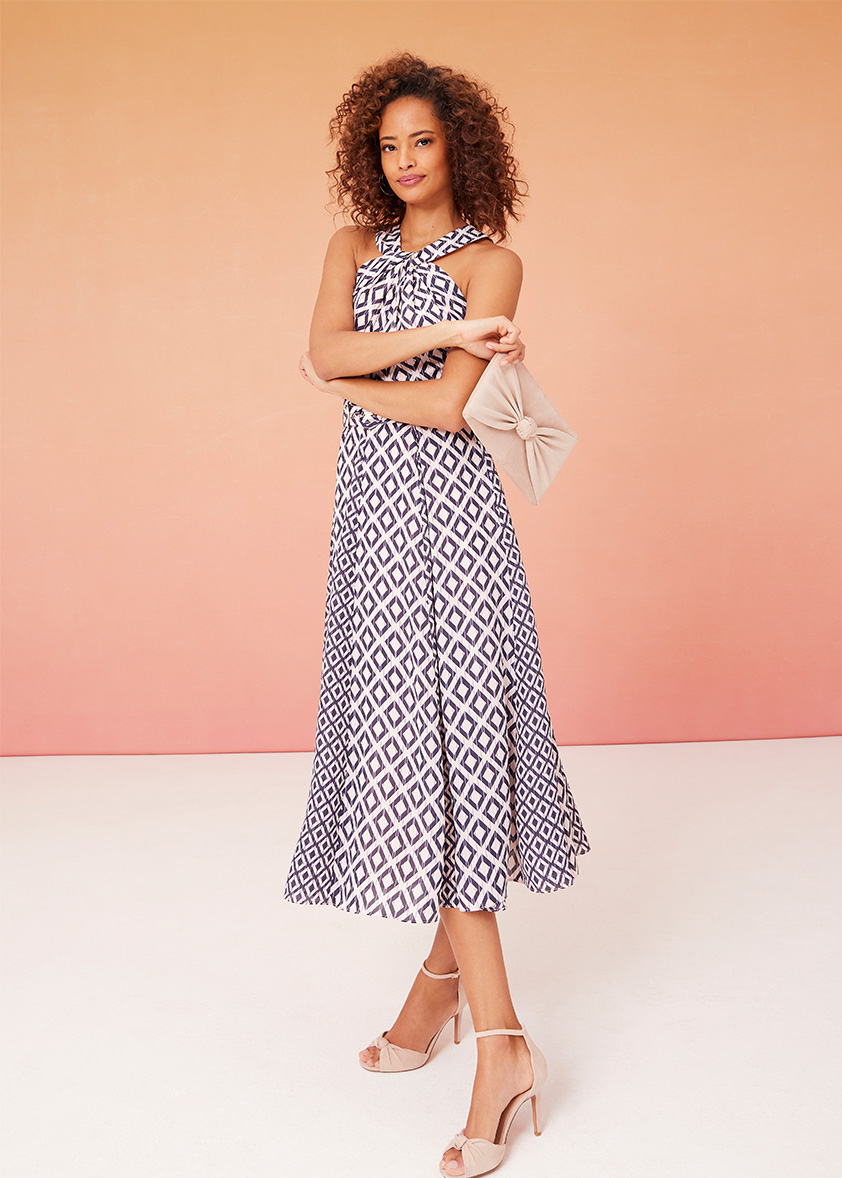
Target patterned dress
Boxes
[283,223,590,924]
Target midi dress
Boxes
[283,223,590,924]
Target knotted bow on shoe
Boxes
[362,1033,428,1072]
[462,354,578,506]
[440,1130,506,1177]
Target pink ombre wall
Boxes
[2,1,841,755]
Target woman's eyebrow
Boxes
[379,129,436,141]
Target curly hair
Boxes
[327,53,526,242]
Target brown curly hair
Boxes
[327,53,526,242]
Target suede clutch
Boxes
[461,354,578,505]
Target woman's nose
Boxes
[398,144,416,169]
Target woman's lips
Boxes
[398,175,423,186]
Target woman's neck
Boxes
[399,202,466,253]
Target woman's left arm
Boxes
[301,246,523,433]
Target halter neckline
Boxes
[375,222,488,264]
[397,224,470,254]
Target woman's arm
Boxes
[308,227,523,381]
[303,245,523,432]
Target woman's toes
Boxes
[440,1150,463,1175]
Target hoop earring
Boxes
[379,173,392,196]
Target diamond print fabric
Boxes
[283,225,590,923]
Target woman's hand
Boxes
[300,351,339,395]
[453,316,526,365]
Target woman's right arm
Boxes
[308,227,523,380]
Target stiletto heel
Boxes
[531,1092,542,1136]
[438,1027,548,1176]
[360,959,468,1073]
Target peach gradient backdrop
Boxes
[2,1,841,755]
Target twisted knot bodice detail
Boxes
[352,223,489,383]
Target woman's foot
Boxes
[358,964,460,1068]
[439,1032,534,1176]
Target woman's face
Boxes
[378,96,453,206]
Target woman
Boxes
[284,53,590,1177]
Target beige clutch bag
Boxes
[461,353,578,505]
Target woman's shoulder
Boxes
[327,223,383,268]
[438,230,522,305]
[461,232,523,282]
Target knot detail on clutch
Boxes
[515,415,538,440]
[461,353,579,505]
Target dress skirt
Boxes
[283,399,590,924]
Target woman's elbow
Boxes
[309,348,340,383]
[440,388,471,434]
[442,408,468,433]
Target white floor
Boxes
[1,737,840,1178]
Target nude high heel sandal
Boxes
[360,961,468,1073]
[438,1027,548,1176]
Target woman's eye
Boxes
[380,139,431,152]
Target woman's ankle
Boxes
[422,954,459,976]
[473,1019,522,1040]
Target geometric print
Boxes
[352,223,489,381]
[283,224,590,923]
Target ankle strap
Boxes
[475,1028,525,1038]
[421,960,460,980]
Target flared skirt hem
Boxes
[283,841,589,925]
